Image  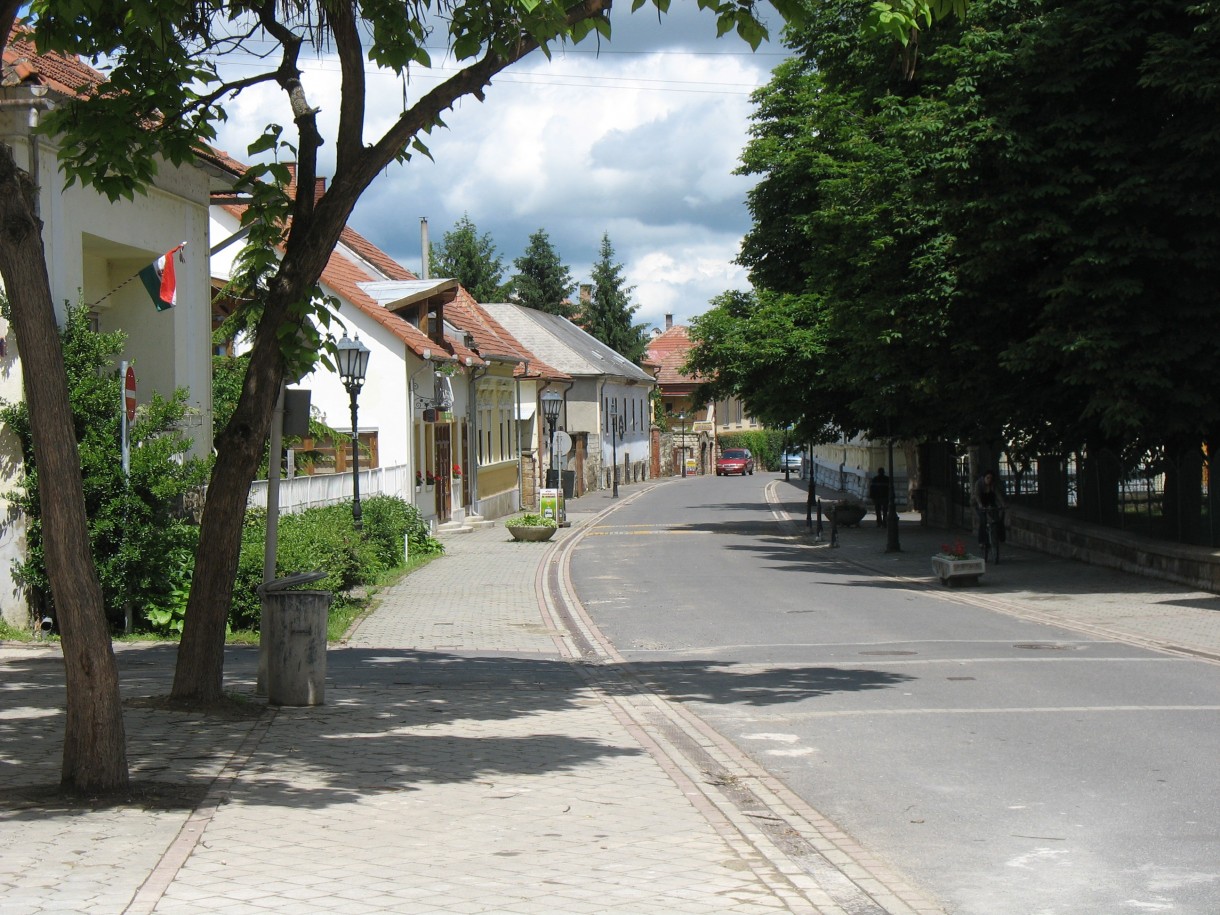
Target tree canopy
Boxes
[690,0,1220,461]
[509,228,576,316]
[431,214,507,303]
[583,233,649,364]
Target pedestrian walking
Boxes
[869,468,890,526]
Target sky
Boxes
[208,5,792,335]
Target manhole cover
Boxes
[859,650,917,656]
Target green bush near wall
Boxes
[717,430,788,471]
[230,496,442,631]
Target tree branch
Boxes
[330,1,366,170]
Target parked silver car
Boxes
[781,449,803,472]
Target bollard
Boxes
[259,572,330,707]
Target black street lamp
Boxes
[609,400,623,498]
[678,411,687,477]
[336,332,371,530]
[541,389,562,489]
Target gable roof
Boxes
[444,289,569,382]
[481,303,654,385]
[646,324,703,389]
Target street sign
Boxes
[552,430,572,455]
[124,365,137,422]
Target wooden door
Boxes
[435,424,452,523]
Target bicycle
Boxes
[978,505,1005,564]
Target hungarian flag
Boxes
[139,243,185,311]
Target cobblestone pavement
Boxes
[2,477,1217,915]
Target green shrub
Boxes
[718,429,786,471]
[361,494,443,565]
[508,512,557,528]
[231,496,443,631]
[0,303,211,633]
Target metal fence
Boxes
[951,446,1216,546]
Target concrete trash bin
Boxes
[259,571,331,707]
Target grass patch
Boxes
[0,619,33,642]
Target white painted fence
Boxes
[247,463,412,515]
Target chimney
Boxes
[420,217,430,280]
[665,313,673,330]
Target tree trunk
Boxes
[171,200,354,703]
[0,142,128,792]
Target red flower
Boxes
[453,463,463,477]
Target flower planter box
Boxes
[932,554,985,586]
[507,525,557,543]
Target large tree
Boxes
[0,0,959,789]
[431,213,507,303]
[582,232,648,363]
[508,228,576,317]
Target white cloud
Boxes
[209,5,790,333]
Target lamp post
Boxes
[678,411,687,477]
[886,419,901,553]
[609,400,623,498]
[541,389,562,489]
[336,332,371,530]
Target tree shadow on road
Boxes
[0,642,912,813]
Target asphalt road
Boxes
[568,474,1220,915]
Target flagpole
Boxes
[119,361,132,632]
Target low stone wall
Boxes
[1006,505,1220,594]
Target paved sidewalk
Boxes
[768,477,1220,662]
[2,477,1219,915]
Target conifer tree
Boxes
[509,229,576,316]
[431,213,506,303]
[583,233,648,363]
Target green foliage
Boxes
[0,304,210,632]
[582,233,649,364]
[231,497,442,631]
[718,430,786,471]
[432,214,508,302]
[509,229,576,317]
[508,512,557,528]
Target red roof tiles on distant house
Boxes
[647,324,704,390]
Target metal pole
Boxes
[681,416,687,477]
[349,385,362,530]
[886,433,900,552]
[612,419,619,498]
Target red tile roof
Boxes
[647,324,704,388]
[2,25,102,95]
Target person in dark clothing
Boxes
[974,469,1007,549]
[869,468,890,526]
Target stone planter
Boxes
[507,525,557,543]
[831,502,867,527]
[931,554,985,586]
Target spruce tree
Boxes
[584,233,648,363]
[430,213,506,302]
[509,229,576,316]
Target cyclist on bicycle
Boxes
[973,469,1007,551]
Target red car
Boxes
[716,448,755,476]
